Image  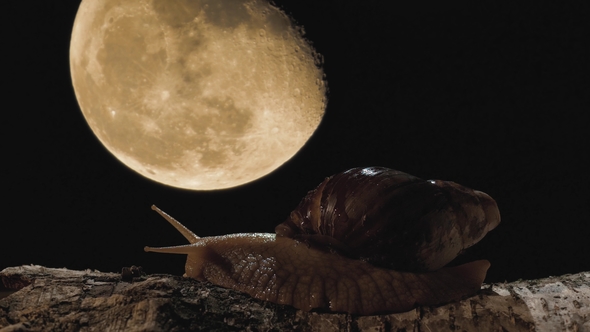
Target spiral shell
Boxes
[275,167,501,272]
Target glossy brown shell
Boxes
[276,167,500,272]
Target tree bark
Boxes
[1,265,588,332]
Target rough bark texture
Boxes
[1,265,588,332]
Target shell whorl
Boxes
[275,167,500,271]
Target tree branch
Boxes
[1,265,588,331]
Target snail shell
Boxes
[276,166,501,272]
[145,167,500,315]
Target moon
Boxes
[70,0,326,190]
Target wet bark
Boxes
[1,265,588,332]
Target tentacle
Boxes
[151,205,200,244]
[144,244,198,254]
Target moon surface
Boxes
[70,0,326,190]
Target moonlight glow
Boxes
[70,0,326,190]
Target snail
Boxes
[145,167,500,315]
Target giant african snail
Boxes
[145,167,500,315]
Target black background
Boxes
[4,1,589,285]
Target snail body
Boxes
[145,167,500,315]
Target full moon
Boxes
[70,0,326,190]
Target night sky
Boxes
[4,1,589,286]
